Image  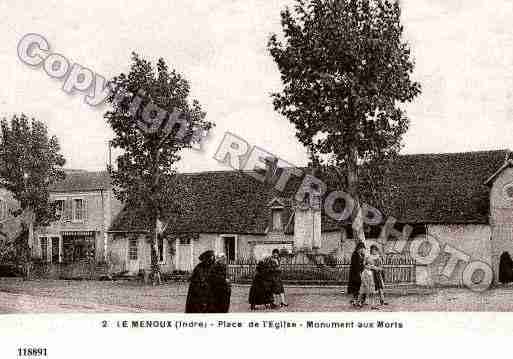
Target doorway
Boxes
[223,236,236,262]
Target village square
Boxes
[1,0,513,313]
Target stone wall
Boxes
[489,166,513,282]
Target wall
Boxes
[108,234,128,273]
[192,233,266,264]
[109,233,176,275]
[108,224,492,287]
[489,166,513,282]
[426,224,491,286]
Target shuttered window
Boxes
[54,199,65,221]
[62,199,73,222]
[72,198,88,222]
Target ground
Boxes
[0,278,512,313]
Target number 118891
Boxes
[18,348,47,357]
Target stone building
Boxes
[109,149,513,286]
[34,170,122,268]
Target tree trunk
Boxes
[346,146,366,244]
[150,215,158,263]
[24,208,35,280]
[150,149,160,271]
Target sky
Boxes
[1,0,513,172]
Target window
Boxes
[158,236,164,262]
[128,237,138,260]
[54,199,65,220]
[73,198,85,222]
[40,237,48,262]
[272,210,283,231]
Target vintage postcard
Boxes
[1,0,513,357]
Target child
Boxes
[369,245,388,306]
[358,252,378,309]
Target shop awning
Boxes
[60,230,97,237]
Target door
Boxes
[127,237,140,274]
[51,237,60,263]
[223,236,236,262]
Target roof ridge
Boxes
[398,148,510,158]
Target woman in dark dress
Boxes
[249,259,275,310]
[185,250,215,313]
[347,242,365,306]
[269,249,288,307]
[499,251,513,285]
[208,253,231,313]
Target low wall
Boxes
[31,261,108,280]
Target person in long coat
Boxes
[185,250,215,313]
[347,242,365,306]
[249,259,275,310]
[208,253,231,313]
[499,251,513,285]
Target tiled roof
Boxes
[357,149,510,224]
[109,149,511,234]
[49,171,112,192]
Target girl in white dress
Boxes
[358,252,379,309]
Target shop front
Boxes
[35,230,105,279]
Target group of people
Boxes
[248,249,288,310]
[186,244,388,313]
[347,242,388,309]
[185,250,232,313]
[185,248,288,313]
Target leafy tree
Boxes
[0,114,66,273]
[105,53,213,266]
[268,0,421,242]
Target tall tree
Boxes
[268,0,420,242]
[105,53,213,266]
[0,114,66,274]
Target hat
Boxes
[199,250,215,262]
[370,244,379,252]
